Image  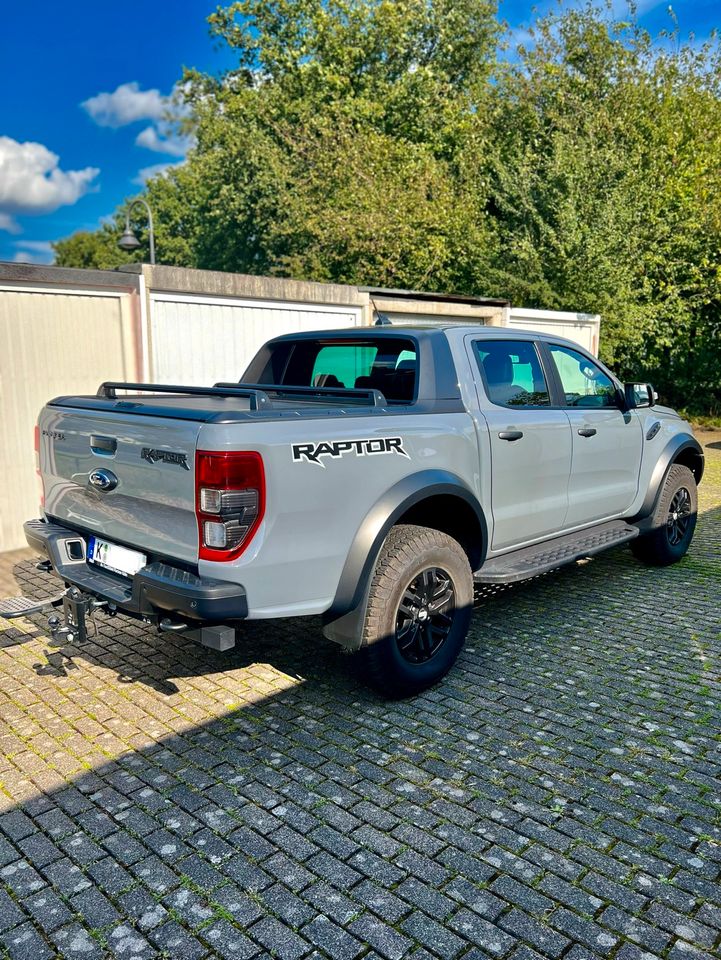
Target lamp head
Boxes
[118,227,141,252]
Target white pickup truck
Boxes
[10,325,703,696]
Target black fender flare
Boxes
[322,470,486,649]
[633,434,704,524]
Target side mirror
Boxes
[624,382,656,409]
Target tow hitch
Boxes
[0,586,104,645]
[47,588,105,644]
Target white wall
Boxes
[506,307,601,356]
[0,283,139,551]
[149,292,363,385]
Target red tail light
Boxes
[195,451,265,561]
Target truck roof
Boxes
[266,324,591,352]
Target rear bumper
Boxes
[24,519,248,623]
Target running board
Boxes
[474,520,639,584]
[0,593,66,619]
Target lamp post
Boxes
[118,198,156,264]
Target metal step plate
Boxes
[0,594,65,619]
[475,520,639,585]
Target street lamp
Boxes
[118,198,156,264]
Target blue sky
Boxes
[0,0,717,266]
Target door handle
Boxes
[498,430,524,441]
[577,427,597,438]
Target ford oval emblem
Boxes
[88,468,118,492]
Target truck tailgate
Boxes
[39,407,201,564]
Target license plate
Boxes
[87,537,147,578]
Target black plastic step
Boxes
[0,593,65,619]
[474,520,639,584]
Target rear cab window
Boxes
[474,340,551,408]
[255,337,418,404]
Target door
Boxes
[470,338,572,551]
[545,343,642,526]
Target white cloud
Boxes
[0,212,20,234]
[133,161,183,185]
[135,125,194,157]
[12,240,54,264]
[0,137,99,230]
[81,82,166,128]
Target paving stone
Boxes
[303,914,365,960]
[212,883,265,926]
[106,922,156,958]
[598,905,671,955]
[71,885,122,928]
[644,902,718,950]
[303,881,361,925]
[499,908,571,959]
[447,909,517,957]
[401,910,467,959]
[493,875,556,917]
[548,908,618,957]
[0,888,25,933]
[2,921,55,960]
[251,916,309,960]
[52,923,105,959]
[444,877,506,921]
[117,887,169,931]
[353,880,409,924]
[150,920,207,959]
[162,886,215,928]
[350,914,413,960]
[262,882,316,927]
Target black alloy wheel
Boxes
[395,567,455,664]
[666,486,692,546]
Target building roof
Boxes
[360,286,510,308]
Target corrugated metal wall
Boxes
[0,286,138,551]
[149,292,362,385]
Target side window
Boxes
[474,340,550,408]
[311,344,378,389]
[549,345,618,408]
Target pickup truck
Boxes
[14,325,704,696]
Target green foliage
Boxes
[54,0,721,414]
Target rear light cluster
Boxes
[195,451,265,561]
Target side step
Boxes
[474,520,639,585]
[0,593,66,619]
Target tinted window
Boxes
[474,340,550,407]
[550,345,618,408]
[261,338,417,403]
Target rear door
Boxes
[544,343,642,526]
[39,408,201,563]
[468,337,572,551]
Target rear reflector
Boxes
[196,451,265,561]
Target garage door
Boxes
[0,286,138,551]
[149,293,362,385]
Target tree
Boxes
[54,0,721,413]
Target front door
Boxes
[469,337,572,552]
[545,343,643,527]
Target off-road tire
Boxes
[630,464,697,566]
[360,524,473,698]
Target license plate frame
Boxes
[87,536,147,578]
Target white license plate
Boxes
[87,537,146,578]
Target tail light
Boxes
[34,425,45,509]
[195,451,265,561]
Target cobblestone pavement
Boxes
[0,440,718,960]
